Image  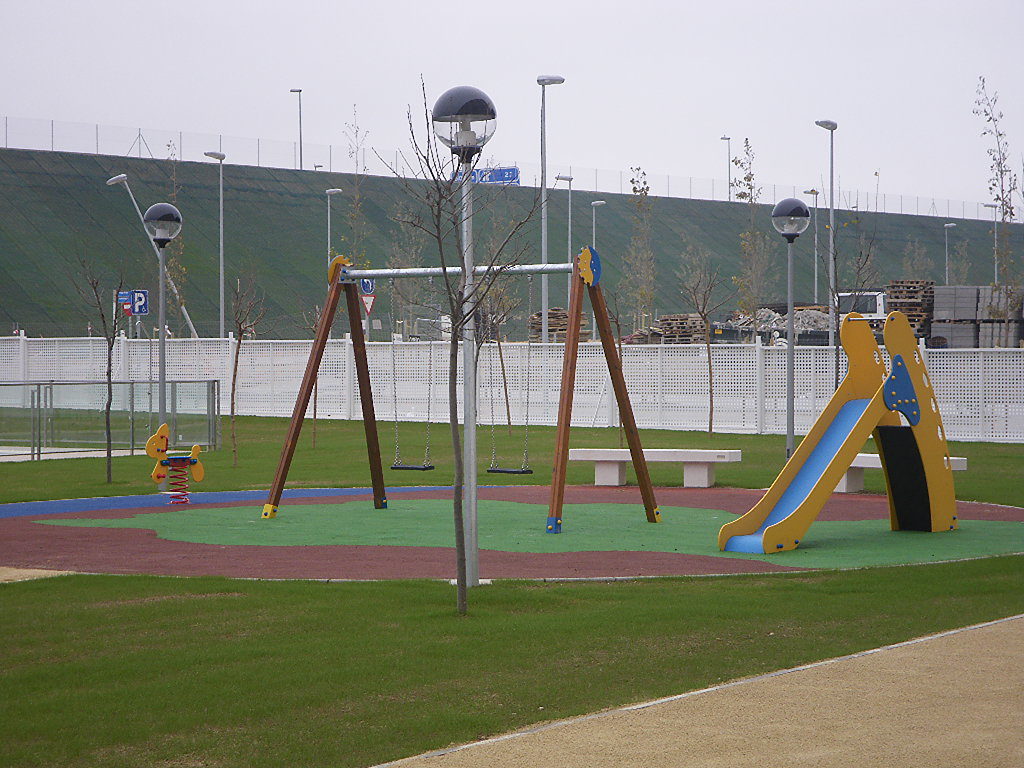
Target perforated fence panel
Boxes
[1,334,1021,442]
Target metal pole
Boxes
[828,131,836,349]
[158,242,167,430]
[460,159,479,587]
[786,238,796,458]
[540,85,549,343]
[565,177,572,303]
[218,157,224,338]
[297,91,303,171]
[340,262,574,280]
[944,225,950,286]
[327,194,332,266]
[812,194,819,304]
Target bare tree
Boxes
[230,274,268,467]
[679,246,732,433]
[387,81,539,614]
[73,258,126,483]
[343,107,371,263]
[900,237,934,280]
[731,139,774,340]
[974,76,1020,345]
[620,167,656,331]
[299,302,324,448]
[948,239,972,286]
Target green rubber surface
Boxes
[41,500,1024,569]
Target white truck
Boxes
[838,291,887,322]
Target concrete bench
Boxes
[836,453,967,493]
[567,448,742,488]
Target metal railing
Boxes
[0,380,220,460]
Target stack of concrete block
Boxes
[932,286,979,320]
[929,321,979,348]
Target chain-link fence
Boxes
[0,380,219,459]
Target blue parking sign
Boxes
[131,290,149,316]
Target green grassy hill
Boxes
[0,147,1017,338]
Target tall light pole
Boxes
[804,189,820,304]
[591,200,606,248]
[720,135,731,200]
[326,188,343,267]
[538,74,565,342]
[205,151,226,337]
[432,85,497,589]
[943,222,957,285]
[142,203,183,433]
[105,174,198,338]
[983,203,999,283]
[556,173,573,303]
[771,198,810,459]
[815,120,838,369]
[290,88,303,170]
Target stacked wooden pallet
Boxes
[886,280,934,335]
[656,313,706,344]
[528,308,592,342]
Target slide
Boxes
[718,314,898,554]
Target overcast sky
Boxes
[2,0,1021,210]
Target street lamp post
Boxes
[432,85,497,589]
[142,203,183,433]
[325,188,343,268]
[105,174,199,339]
[983,203,999,283]
[556,174,573,303]
[204,151,226,338]
[815,120,838,351]
[943,223,957,285]
[803,189,820,304]
[721,135,731,200]
[290,88,303,170]
[771,198,811,459]
[537,74,565,343]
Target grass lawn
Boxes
[2,557,1022,768]
[1,415,1022,507]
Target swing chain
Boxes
[389,279,402,467]
[423,276,435,466]
[521,276,533,471]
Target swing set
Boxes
[261,247,660,537]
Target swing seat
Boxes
[391,464,435,471]
[486,467,534,475]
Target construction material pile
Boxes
[528,308,592,342]
[886,280,934,335]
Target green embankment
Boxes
[1,147,1017,338]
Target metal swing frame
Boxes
[261,251,659,541]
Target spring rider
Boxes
[145,423,205,504]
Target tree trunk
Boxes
[449,315,468,615]
[704,325,714,434]
[105,336,114,483]
[231,335,242,467]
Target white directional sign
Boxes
[361,294,375,315]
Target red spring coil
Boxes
[167,463,191,504]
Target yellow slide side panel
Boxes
[882,312,957,531]
[718,315,888,550]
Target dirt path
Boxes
[381,616,1024,768]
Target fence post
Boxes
[755,340,766,434]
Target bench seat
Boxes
[567,448,742,488]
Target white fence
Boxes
[1,333,1022,443]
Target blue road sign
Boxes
[453,166,521,185]
[360,278,376,295]
[119,290,149,316]
[131,290,149,316]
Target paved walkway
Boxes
[380,616,1024,768]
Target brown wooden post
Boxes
[588,283,661,523]
[344,282,387,509]
[262,275,345,519]
[546,260,585,533]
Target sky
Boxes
[2,0,1022,211]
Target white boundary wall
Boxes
[0,334,1021,443]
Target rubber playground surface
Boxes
[2,484,1022,580]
